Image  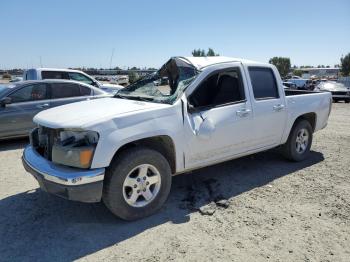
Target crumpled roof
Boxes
[178,56,258,69]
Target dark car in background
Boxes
[315,81,350,103]
[0,80,111,140]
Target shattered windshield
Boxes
[115,58,198,104]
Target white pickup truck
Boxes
[22,57,332,220]
[22,68,123,93]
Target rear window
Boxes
[42,71,69,80]
[249,67,279,100]
[50,83,81,98]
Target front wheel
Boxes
[103,147,172,220]
[281,120,313,162]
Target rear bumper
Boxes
[22,145,105,203]
[331,92,350,99]
[332,95,350,99]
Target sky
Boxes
[1,0,349,69]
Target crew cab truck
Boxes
[22,57,332,220]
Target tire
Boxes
[281,120,313,162]
[345,99,350,104]
[333,98,338,103]
[103,147,172,220]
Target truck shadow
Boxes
[0,150,324,261]
[0,137,28,151]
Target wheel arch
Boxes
[109,135,177,174]
[293,112,317,132]
[282,112,317,144]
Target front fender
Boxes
[90,104,184,170]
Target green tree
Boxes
[293,69,303,77]
[192,48,219,57]
[192,49,203,57]
[207,48,219,56]
[268,57,291,77]
[341,53,350,76]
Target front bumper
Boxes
[22,145,105,203]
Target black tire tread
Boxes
[282,119,313,162]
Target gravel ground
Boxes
[0,103,349,262]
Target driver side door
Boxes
[183,66,255,169]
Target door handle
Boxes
[273,104,285,112]
[36,103,50,109]
[236,108,251,117]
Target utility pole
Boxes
[109,48,115,69]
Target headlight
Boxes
[52,130,99,169]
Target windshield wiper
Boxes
[114,93,154,102]
[114,93,128,99]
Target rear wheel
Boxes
[103,147,172,220]
[281,120,313,162]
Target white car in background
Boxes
[23,68,123,93]
[110,75,129,85]
[315,81,350,103]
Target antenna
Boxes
[109,48,115,69]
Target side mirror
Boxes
[0,97,12,107]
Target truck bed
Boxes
[284,89,321,96]
[283,89,331,134]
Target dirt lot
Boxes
[0,103,349,262]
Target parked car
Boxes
[22,68,123,93]
[288,78,312,90]
[283,81,297,89]
[9,76,23,83]
[110,75,129,85]
[0,80,111,140]
[22,56,332,220]
[315,81,350,103]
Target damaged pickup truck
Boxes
[22,56,332,220]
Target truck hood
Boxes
[34,98,168,129]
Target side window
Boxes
[50,83,81,99]
[42,71,69,80]
[189,68,245,108]
[9,84,48,103]
[80,85,92,96]
[249,67,279,100]
[68,72,94,85]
